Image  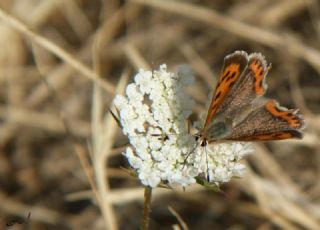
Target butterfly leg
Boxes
[181,142,199,169]
[187,117,191,134]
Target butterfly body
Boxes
[198,51,305,145]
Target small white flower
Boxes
[119,105,136,121]
[232,163,246,177]
[148,137,162,151]
[124,148,142,169]
[113,64,252,188]
[212,167,230,182]
[135,70,153,94]
[126,84,143,104]
[113,95,128,110]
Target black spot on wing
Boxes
[221,70,230,80]
[230,72,236,78]
[215,91,221,100]
[229,82,235,89]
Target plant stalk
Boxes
[141,186,152,230]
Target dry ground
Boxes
[0,0,319,229]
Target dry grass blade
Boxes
[168,206,189,230]
[129,0,320,73]
[123,43,151,70]
[0,105,90,137]
[92,66,130,229]
[0,192,64,226]
[260,0,311,27]
[247,172,320,229]
[0,7,114,93]
[129,0,283,47]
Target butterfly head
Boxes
[194,133,208,147]
[195,118,233,146]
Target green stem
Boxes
[141,186,152,230]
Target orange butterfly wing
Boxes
[203,51,248,129]
[226,100,305,141]
[230,130,302,141]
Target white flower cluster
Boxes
[113,65,252,188]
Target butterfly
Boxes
[196,51,305,147]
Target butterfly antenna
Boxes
[181,118,195,167]
[205,146,210,181]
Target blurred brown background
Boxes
[0,0,319,229]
